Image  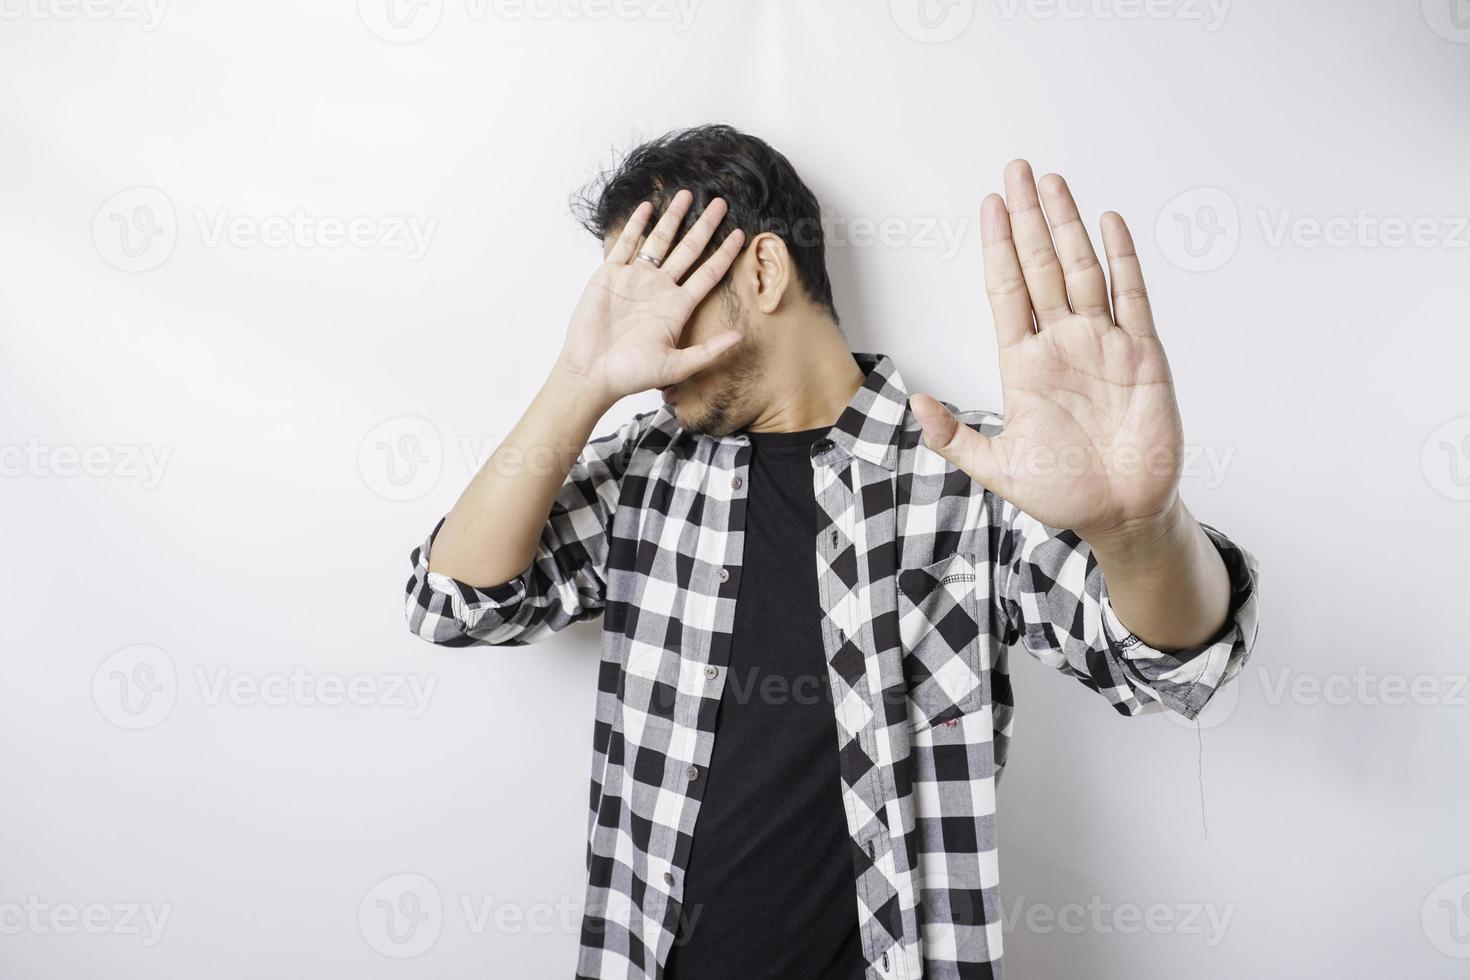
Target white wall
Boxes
[3,1,1468,976]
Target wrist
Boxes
[1082,496,1190,570]
[546,359,617,418]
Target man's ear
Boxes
[747,232,792,315]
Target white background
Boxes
[3,0,1469,977]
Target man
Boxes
[405,124,1260,979]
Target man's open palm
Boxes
[913,161,1184,542]
[559,190,745,405]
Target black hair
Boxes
[571,124,839,324]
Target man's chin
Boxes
[673,402,729,438]
[672,404,706,434]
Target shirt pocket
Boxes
[896,551,986,731]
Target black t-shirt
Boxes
[664,427,865,980]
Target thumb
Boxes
[910,393,1009,495]
[663,330,742,382]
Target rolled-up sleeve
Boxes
[991,497,1260,720]
[403,411,654,648]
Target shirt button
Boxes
[704,665,719,679]
[718,568,730,582]
[663,872,675,886]
[686,765,700,781]
[730,475,743,490]
[813,439,834,455]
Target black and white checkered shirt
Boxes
[405,353,1261,979]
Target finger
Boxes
[660,197,728,282]
[910,393,1012,499]
[1038,173,1109,317]
[680,229,745,302]
[1100,211,1157,338]
[981,194,1034,348]
[1004,159,1070,325]
[663,330,742,382]
[634,189,693,266]
[605,201,653,265]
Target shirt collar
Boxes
[828,352,909,471]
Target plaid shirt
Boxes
[405,353,1261,980]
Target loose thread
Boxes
[1196,717,1209,839]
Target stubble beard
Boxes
[678,288,765,438]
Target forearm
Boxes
[427,366,612,588]
[1085,498,1232,652]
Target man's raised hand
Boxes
[912,161,1185,545]
[557,189,746,406]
